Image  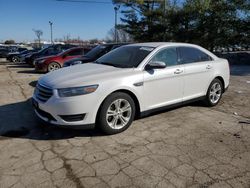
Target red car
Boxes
[34,47,86,72]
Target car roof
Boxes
[102,43,131,47]
[128,42,218,62]
[127,42,201,48]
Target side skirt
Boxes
[140,96,206,118]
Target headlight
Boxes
[57,85,98,97]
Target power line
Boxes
[55,0,112,4]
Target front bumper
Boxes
[32,91,102,128]
[35,63,47,72]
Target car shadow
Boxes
[7,64,32,68]
[29,80,38,88]
[0,62,11,65]
[17,70,43,74]
[0,98,210,141]
[0,99,105,140]
[0,61,15,65]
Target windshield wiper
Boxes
[94,61,132,68]
[98,62,120,67]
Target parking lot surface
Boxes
[0,59,250,188]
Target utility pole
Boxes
[114,6,120,43]
[163,0,167,41]
[49,21,53,44]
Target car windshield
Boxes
[20,50,28,54]
[84,45,108,59]
[95,46,154,68]
[58,48,70,56]
[37,47,48,54]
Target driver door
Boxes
[143,47,184,111]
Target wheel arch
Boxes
[48,61,61,66]
[96,89,141,122]
[214,76,225,93]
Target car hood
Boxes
[39,63,135,88]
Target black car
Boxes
[0,47,27,58]
[15,47,28,52]
[63,43,129,67]
[0,48,9,58]
[25,44,75,66]
[7,49,36,62]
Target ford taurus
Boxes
[32,42,230,134]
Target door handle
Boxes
[174,69,183,74]
[206,65,212,69]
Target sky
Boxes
[0,0,121,42]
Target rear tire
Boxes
[204,78,223,106]
[97,92,135,134]
[12,56,20,63]
[47,62,61,72]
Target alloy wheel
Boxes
[12,56,19,63]
[48,63,60,72]
[209,82,222,104]
[106,99,132,129]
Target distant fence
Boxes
[215,51,250,65]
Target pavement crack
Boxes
[63,159,85,188]
[50,143,85,188]
[6,64,27,99]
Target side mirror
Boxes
[145,61,166,70]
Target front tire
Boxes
[47,62,61,72]
[97,92,135,134]
[204,78,223,106]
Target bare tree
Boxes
[106,27,132,43]
[32,29,43,48]
[63,34,71,44]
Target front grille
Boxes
[35,83,53,102]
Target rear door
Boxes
[143,47,184,110]
[178,46,214,101]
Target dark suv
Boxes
[63,43,129,67]
[25,44,75,66]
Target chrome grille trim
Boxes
[35,83,53,102]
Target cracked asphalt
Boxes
[0,59,250,188]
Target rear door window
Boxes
[178,47,212,64]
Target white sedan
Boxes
[32,42,230,134]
